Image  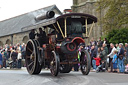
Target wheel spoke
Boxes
[27,47,33,53]
[28,61,34,67]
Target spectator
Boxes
[100,47,107,69]
[100,47,106,62]
[115,44,120,52]
[125,43,128,64]
[11,49,18,68]
[102,44,108,55]
[107,43,117,72]
[118,43,125,73]
[90,37,97,46]
[93,55,101,67]
[97,47,101,55]
[112,50,118,72]
[2,50,7,68]
[103,38,109,49]
[0,53,3,68]
[17,51,22,69]
[97,37,103,48]
[91,45,97,71]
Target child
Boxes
[112,50,118,72]
[94,55,101,67]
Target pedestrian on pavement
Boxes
[118,43,125,73]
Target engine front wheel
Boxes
[80,50,91,75]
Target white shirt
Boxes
[108,47,117,58]
[17,53,22,59]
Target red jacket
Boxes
[94,58,101,66]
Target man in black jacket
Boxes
[91,45,97,71]
[29,29,36,39]
[118,43,125,73]
[37,28,47,46]
[11,49,18,68]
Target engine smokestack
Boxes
[35,11,55,21]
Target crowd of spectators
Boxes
[0,37,128,74]
[85,37,128,73]
[0,43,26,69]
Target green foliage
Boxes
[96,0,128,32]
[106,28,128,44]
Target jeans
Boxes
[118,58,125,72]
[17,59,22,69]
[92,59,96,69]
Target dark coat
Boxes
[29,32,36,39]
[91,48,97,58]
[118,47,124,56]
[100,50,106,61]
[118,47,124,59]
[0,53,2,61]
[11,51,18,61]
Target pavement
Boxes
[0,68,128,85]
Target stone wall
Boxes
[0,31,29,47]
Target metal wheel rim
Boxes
[25,40,36,74]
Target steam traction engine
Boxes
[25,11,97,76]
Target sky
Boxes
[0,0,73,21]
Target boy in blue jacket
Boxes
[112,50,118,72]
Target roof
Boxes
[0,5,62,37]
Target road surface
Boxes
[0,68,128,85]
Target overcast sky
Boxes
[0,0,73,21]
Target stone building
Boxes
[0,5,62,47]
[72,0,103,43]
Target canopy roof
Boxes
[56,13,97,25]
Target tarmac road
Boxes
[0,68,128,85]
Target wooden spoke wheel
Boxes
[60,64,72,73]
[80,50,91,75]
[25,39,42,75]
[50,51,60,76]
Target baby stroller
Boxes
[8,60,13,69]
[96,61,107,73]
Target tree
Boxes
[106,28,128,44]
[97,0,128,33]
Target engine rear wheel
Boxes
[25,39,42,75]
[80,50,91,75]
